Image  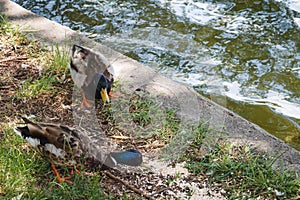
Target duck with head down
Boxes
[14,117,143,184]
[69,44,114,108]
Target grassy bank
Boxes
[0,15,299,199]
[0,16,113,199]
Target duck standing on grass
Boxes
[14,117,143,184]
[69,44,114,108]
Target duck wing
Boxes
[14,117,85,166]
[14,118,112,168]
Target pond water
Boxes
[13,0,300,150]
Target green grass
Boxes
[130,97,153,126]
[15,43,70,99]
[129,93,163,127]
[17,76,58,98]
[0,16,70,99]
[48,44,70,75]
[0,124,42,197]
[0,16,25,44]
[105,91,167,139]
[158,120,300,198]
[184,133,300,199]
[157,109,180,141]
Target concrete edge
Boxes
[1,0,299,174]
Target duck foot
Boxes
[51,165,73,184]
[109,91,122,98]
[80,90,94,109]
[70,168,81,175]
[70,168,93,176]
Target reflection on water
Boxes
[13,0,300,150]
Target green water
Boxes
[13,0,300,150]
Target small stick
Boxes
[104,171,154,200]
[0,56,28,63]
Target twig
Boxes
[0,85,12,89]
[139,143,165,149]
[104,171,155,200]
[151,187,169,196]
[0,56,28,63]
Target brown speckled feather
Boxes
[14,118,117,169]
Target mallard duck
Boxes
[14,117,142,183]
[69,44,114,108]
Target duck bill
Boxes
[100,88,110,103]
